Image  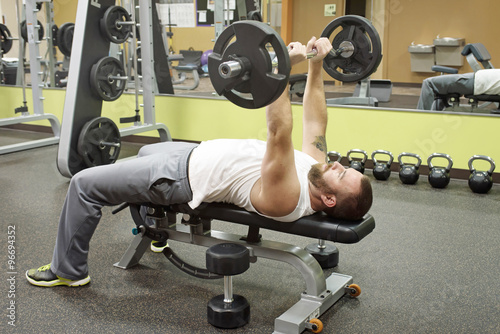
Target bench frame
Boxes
[114,203,375,333]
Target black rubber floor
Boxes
[0,128,499,333]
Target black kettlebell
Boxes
[468,155,496,194]
[427,153,453,188]
[398,152,422,184]
[347,149,367,174]
[371,150,394,180]
[327,151,342,163]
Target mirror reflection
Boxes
[1,0,499,115]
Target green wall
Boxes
[1,86,499,173]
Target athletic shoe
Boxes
[25,263,90,287]
[151,240,169,253]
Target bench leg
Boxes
[273,273,353,334]
[114,234,151,269]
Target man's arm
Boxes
[250,42,309,217]
[302,37,333,163]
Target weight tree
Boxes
[57,0,173,178]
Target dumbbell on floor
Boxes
[206,243,250,329]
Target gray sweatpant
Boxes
[417,73,475,110]
[51,141,198,280]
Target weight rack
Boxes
[57,0,174,178]
[0,0,61,155]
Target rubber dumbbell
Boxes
[206,243,250,329]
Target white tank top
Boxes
[187,139,318,222]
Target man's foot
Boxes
[25,264,90,287]
[151,240,169,253]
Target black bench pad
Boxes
[168,202,375,244]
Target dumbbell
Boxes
[371,150,394,180]
[398,152,422,184]
[347,149,367,174]
[468,155,496,194]
[427,153,453,188]
[206,243,250,329]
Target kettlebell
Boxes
[398,152,422,184]
[427,153,453,188]
[347,149,367,174]
[371,150,394,180]
[468,155,496,193]
[327,151,342,163]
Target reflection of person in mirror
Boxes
[417,69,500,110]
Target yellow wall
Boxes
[1,86,499,172]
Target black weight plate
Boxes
[100,5,132,44]
[89,56,127,101]
[321,15,382,82]
[208,21,290,109]
[77,117,121,167]
[20,20,45,42]
[56,22,74,57]
[0,23,13,54]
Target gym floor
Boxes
[0,127,499,334]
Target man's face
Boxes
[309,161,362,197]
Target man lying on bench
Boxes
[26,36,373,287]
[416,68,500,110]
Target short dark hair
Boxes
[324,175,373,220]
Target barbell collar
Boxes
[218,56,251,79]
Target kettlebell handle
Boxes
[347,149,368,163]
[468,155,496,175]
[427,153,453,171]
[371,150,394,166]
[327,151,342,163]
[398,152,422,168]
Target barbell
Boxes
[208,16,382,109]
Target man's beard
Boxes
[308,163,334,194]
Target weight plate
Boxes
[208,20,290,109]
[20,20,45,42]
[0,23,13,54]
[321,15,382,82]
[77,117,121,167]
[100,5,132,44]
[56,22,74,57]
[89,56,127,101]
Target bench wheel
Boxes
[309,318,323,333]
[346,283,361,297]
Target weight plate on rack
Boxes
[20,20,45,42]
[99,5,133,44]
[77,117,121,167]
[0,23,13,54]
[89,56,127,101]
[56,22,74,57]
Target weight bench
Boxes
[172,49,203,90]
[431,43,500,113]
[114,202,375,333]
